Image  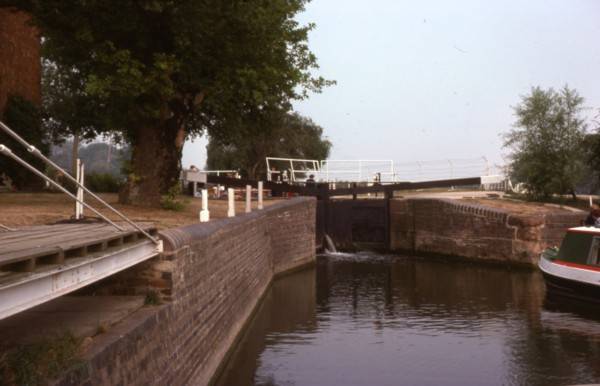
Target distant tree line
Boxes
[50,140,131,178]
[207,111,331,179]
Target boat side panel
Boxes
[542,271,600,304]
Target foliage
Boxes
[42,60,103,142]
[160,184,186,211]
[144,290,161,306]
[0,331,82,386]
[86,172,123,193]
[4,0,334,204]
[582,109,600,192]
[583,133,600,170]
[0,95,48,191]
[206,110,332,179]
[504,86,587,200]
[95,323,109,335]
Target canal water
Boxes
[216,253,600,386]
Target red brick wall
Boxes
[0,8,41,115]
[55,197,316,386]
[390,198,583,266]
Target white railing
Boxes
[265,156,505,184]
[266,157,321,182]
[203,169,239,176]
[393,157,503,182]
[320,159,395,183]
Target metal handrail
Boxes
[0,144,125,231]
[0,120,160,245]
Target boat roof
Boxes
[568,226,600,235]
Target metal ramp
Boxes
[0,223,159,320]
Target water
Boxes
[216,253,600,386]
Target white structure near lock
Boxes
[199,189,210,222]
[245,185,252,213]
[258,181,264,210]
[75,159,85,219]
[227,188,235,217]
[182,169,207,197]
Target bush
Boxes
[85,173,123,193]
[0,332,82,386]
[160,184,187,211]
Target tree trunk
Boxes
[119,117,185,206]
[249,161,262,180]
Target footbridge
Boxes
[0,222,160,320]
[0,120,163,320]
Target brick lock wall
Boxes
[390,198,583,266]
[56,197,316,386]
[0,8,41,114]
[268,203,316,275]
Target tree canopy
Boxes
[41,61,99,141]
[207,110,331,179]
[4,0,332,204]
[504,86,587,200]
[581,109,600,192]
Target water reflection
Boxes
[216,253,600,386]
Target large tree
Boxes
[207,109,331,179]
[504,86,587,200]
[4,1,331,205]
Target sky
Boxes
[183,0,600,170]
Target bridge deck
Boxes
[0,222,160,320]
[0,222,157,272]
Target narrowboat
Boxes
[538,227,600,303]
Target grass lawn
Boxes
[0,192,281,230]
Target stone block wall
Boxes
[56,197,316,386]
[390,198,583,266]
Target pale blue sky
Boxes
[183,0,600,169]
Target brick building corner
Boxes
[0,8,41,117]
